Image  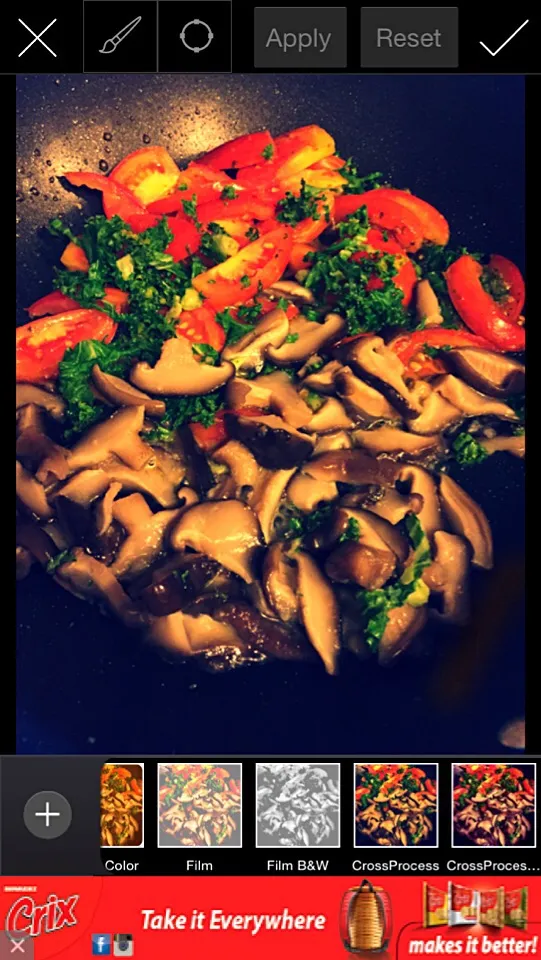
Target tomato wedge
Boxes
[16,309,117,382]
[197,193,276,225]
[110,146,181,206]
[333,192,426,252]
[274,125,335,180]
[28,288,128,318]
[310,155,346,171]
[64,170,145,221]
[189,411,228,452]
[235,161,280,188]
[280,169,347,192]
[60,241,90,272]
[175,306,225,351]
[484,254,525,323]
[372,188,450,246]
[445,254,525,352]
[213,218,255,248]
[201,131,274,171]
[125,212,161,233]
[389,327,499,379]
[165,215,201,261]
[192,227,293,311]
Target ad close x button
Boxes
[255,7,347,68]
[361,7,458,68]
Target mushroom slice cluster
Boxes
[170,500,262,583]
[225,412,314,470]
[222,307,289,373]
[266,312,345,365]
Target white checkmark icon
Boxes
[479,18,529,56]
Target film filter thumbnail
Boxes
[158,763,242,848]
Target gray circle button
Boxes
[23,791,72,840]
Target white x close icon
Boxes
[18,18,57,58]
[9,939,26,954]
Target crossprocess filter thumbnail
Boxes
[452,763,535,847]
[355,763,438,847]
[158,763,242,847]
[100,762,144,847]
[256,762,340,848]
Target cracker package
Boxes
[448,882,479,925]
[479,888,505,928]
[423,883,448,927]
[505,887,528,930]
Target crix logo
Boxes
[5,894,79,938]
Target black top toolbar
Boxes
[6,4,539,74]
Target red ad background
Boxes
[1,876,539,959]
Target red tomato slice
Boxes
[16,310,117,382]
[201,131,274,171]
[175,306,226,351]
[290,193,335,244]
[333,192,426,252]
[445,255,525,352]
[235,161,280,188]
[166,216,201,261]
[310,155,346,171]
[485,254,525,323]
[254,295,299,321]
[27,292,81,318]
[289,242,319,274]
[110,146,181,206]
[274,125,335,180]
[101,287,130,313]
[64,171,145,221]
[373,188,450,246]
[365,227,404,255]
[189,411,228,452]
[125,213,161,233]
[146,194,184,215]
[389,327,499,379]
[197,193,276,225]
[192,227,293,311]
[213,218,255,248]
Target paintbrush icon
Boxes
[100,16,142,54]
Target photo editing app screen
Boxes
[6,2,533,957]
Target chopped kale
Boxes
[452,432,489,466]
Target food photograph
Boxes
[16,74,525,755]
[452,763,535,848]
[100,762,144,848]
[355,762,438,847]
[158,762,242,848]
[256,762,340,848]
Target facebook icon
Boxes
[92,934,112,955]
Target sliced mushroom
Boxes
[335,368,399,423]
[225,377,271,412]
[307,396,355,434]
[68,406,154,472]
[212,440,261,493]
[424,530,470,624]
[287,472,338,512]
[438,472,493,569]
[346,336,423,417]
[95,481,123,536]
[302,360,343,394]
[92,365,166,415]
[108,493,185,580]
[295,551,340,675]
[98,459,183,508]
[313,430,353,455]
[211,601,312,661]
[222,307,289,373]
[252,371,312,428]
[225,413,314,470]
[332,507,408,563]
[149,609,243,655]
[266,312,345,365]
[398,465,443,540]
[365,487,424,525]
[416,278,444,327]
[16,517,58,568]
[131,336,234,395]
[170,500,262,583]
[264,280,315,303]
[325,541,396,590]
[446,348,525,398]
[56,548,145,627]
[16,460,53,519]
[434,375,518,420]
[352,426,443,458]
[51,468,111,506]
[262,542,299,623]
[16,383,65,419]
[406,387,461,436]
[480,433,525,459]
[378,605,428,664]
[304,449,399,486]
[252,467,296,542]
[16,406,71,480]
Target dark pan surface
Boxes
[16,74,525,755]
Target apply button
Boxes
[254,7,347,68]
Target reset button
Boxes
[361,7,458,68]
